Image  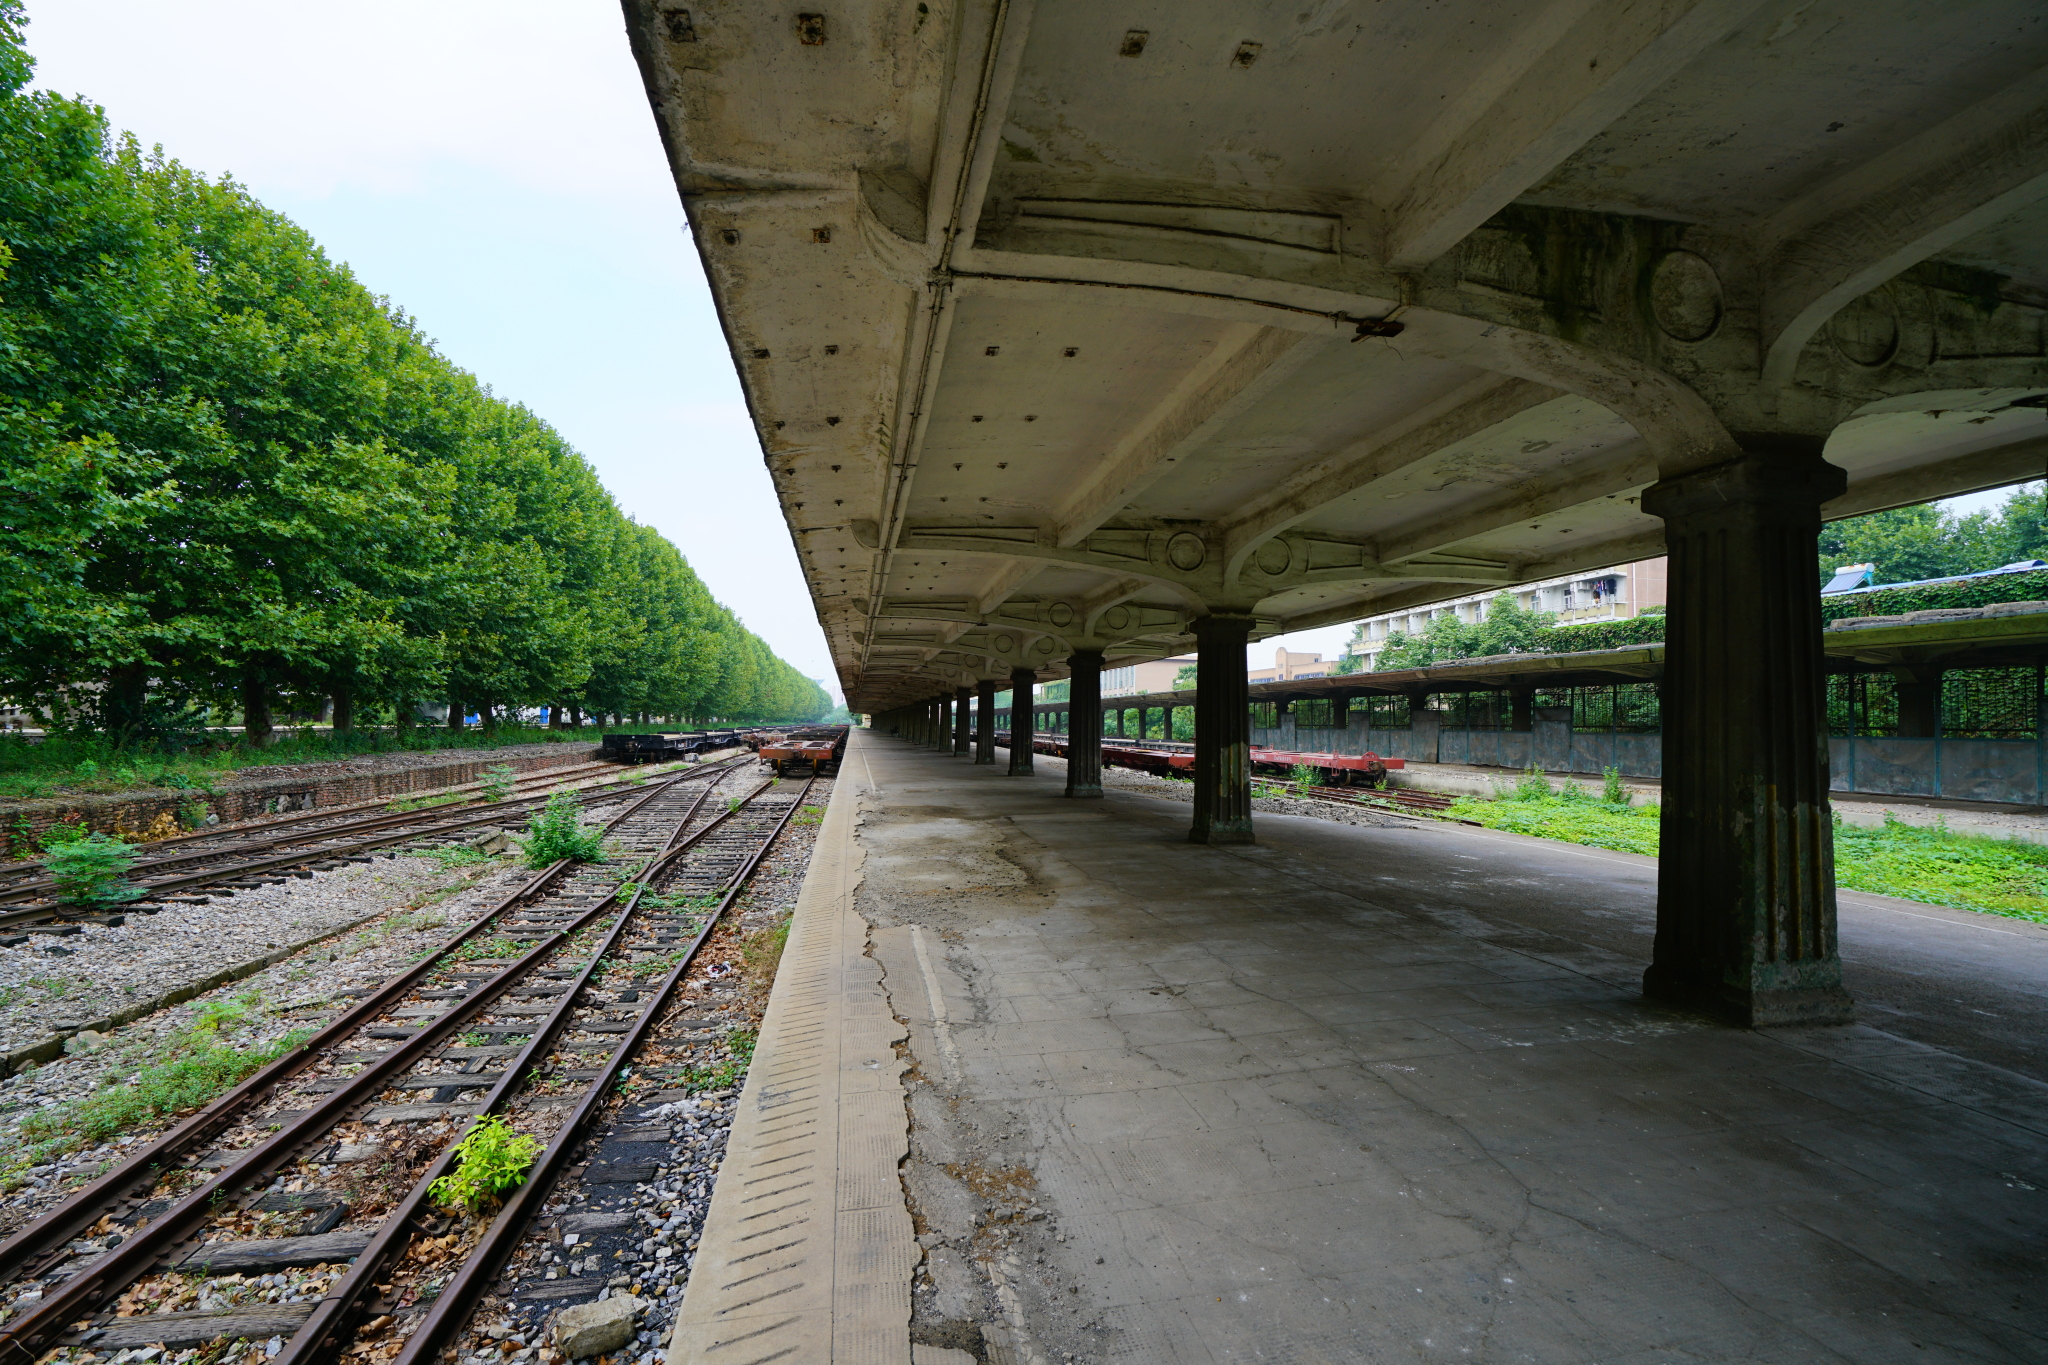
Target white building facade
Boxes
[1348,559,1667,671]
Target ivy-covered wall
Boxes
[1510,569,2048,656]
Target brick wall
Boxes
[2,746,603,856]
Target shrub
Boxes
[430,1116,543,1214]
[45,833,145,907]
[1289,763,1320,788]
[478,765,517,802]
[522,793,607,868]
[1602,766,1630,806]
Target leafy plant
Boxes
[39,821,89,850]
[44,833,145,907]
[794,805,824,826]
[521,792,607,868]
[430,1116,543,1213]
[1289,764,1320,789]
[1601,766,1630,806]
[177,798,210,830]
[676,1028,759,1094]
[478,765,517,802]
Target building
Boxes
[1100,655,1196,697]
[1248,649,1331,683]
[1349,559,1667,670]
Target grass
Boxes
[740,915,792,993]
[421,841,500,871]
[674,1028,758,1094]
[0,725,595,804]
[387,792,468,814]
[1447,771,2048,923]
[3,993,315,1188]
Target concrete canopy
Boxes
[622,0,2048,713]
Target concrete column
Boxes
[1007,667,1036,775]
[1190,615,1256,845]
[1509,687,1534,732]
[1641,444,1852,1027]
[935,696,952,750]
[975,680,998,765]
[1894,666,1943,738]
[1064,650,1105,798]
[954,686,972,754]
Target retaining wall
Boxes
[2,744,603,853]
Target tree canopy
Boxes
[0,4,826,737]
[1360,593,1558,672]
[1816,486,2048,588]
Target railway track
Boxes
[0,755,751,932]
[0,761,813,1365]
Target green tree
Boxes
[1370,594,1556,671]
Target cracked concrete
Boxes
[851,730,2048,1363]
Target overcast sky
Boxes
[22,2,2027,697]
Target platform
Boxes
[673,729,2048,1364]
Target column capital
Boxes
[1642,441,1845,522]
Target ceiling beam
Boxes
[1048,326,1332,547]
[1760,65,2048,396]
[1823,431,2048,522]
[1221,376,1563,576]
[1375,439,1655,565]
[1383,0,1770,269]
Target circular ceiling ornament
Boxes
[1826,290,1900,368]
[1048,601,1076,627]
[1648,250,1722,343]
[1033,636,1057,656]
[1254,539,1292,576]
[1100,605,1132,633]
[1166,532,1207,572]
[992,634,1016,654]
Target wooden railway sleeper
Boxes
[382,777,814,1365]
[0,769,772,1361]
[0,772,701,1300]
[0,757,748,914]
[242,776,789,1364]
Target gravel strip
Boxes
[448,775,834,1365]
[0,852,543,1237]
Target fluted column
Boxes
[974,680,998,764]
[1190,615,1255,845]
[1007,667,1036,776]
[1642,442,1852,1026]
[1064,651,1105,798]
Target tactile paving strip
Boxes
[666,735,914,1365]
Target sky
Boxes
[20,2,2031,696]
[22,0,836,695]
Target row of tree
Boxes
[0,6,827,741]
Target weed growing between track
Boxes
[2,992,315,1188]
[1449,772,2048,924]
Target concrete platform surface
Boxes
[690,730,2048,1363]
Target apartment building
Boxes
[1348,559,1667,671]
